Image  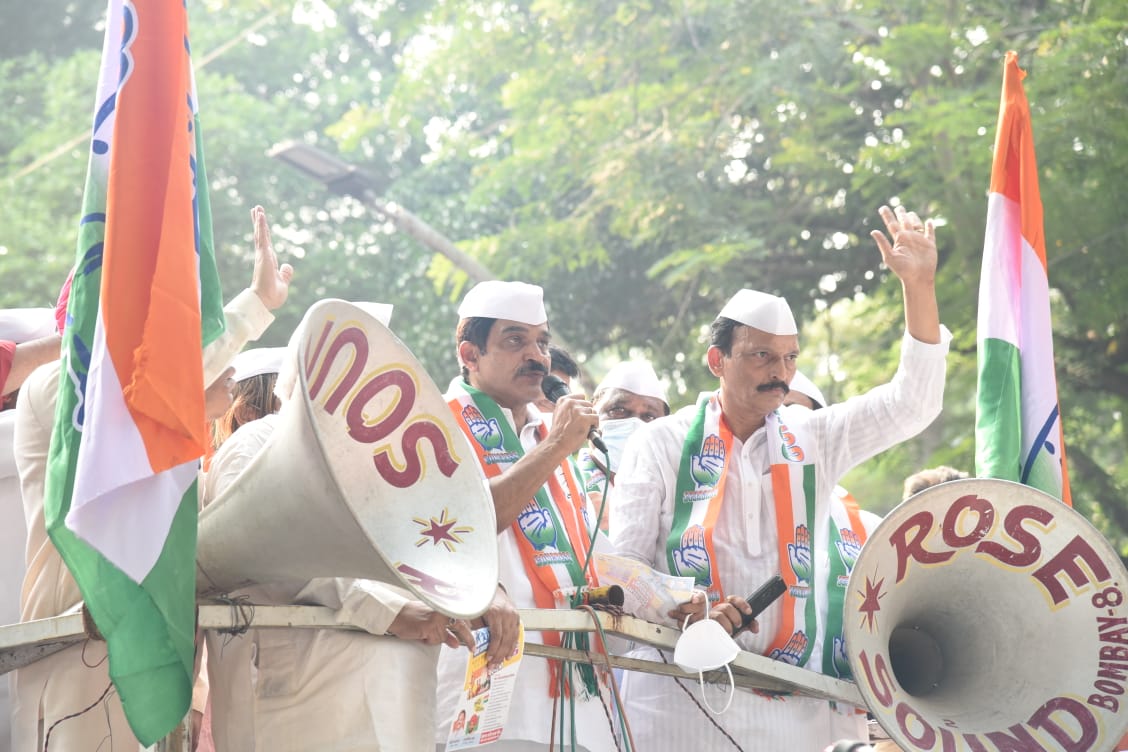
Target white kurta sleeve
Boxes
[814,326,952,483]
[292,579,411,637]
[202,288,274,385]
[608,418,681,568]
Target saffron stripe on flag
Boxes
[974,51,1071,506]
[44,0,225,743]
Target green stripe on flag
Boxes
[194,113,225,349]
[975,336,1023,481]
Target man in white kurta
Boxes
[202,411,464,752]
[11,206,292,751]
[435,280,618,751]
[610,205,950,752]
[1,411,27,747]
[1,308,56,747]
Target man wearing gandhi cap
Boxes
[577,360,670,529]
[0,307,58,747]
[438,279,617,751]
[610,204,951,752]
[785,369,828,411]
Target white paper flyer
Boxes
[443,622,526,750]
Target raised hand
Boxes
[462,404,504,451]
[870,204,937,288]
[249,205,294,311]
[690,434,726,488]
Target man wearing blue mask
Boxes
[610,204,950,752]
[577,360,669,531]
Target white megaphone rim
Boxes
[295,299,499,618]
[845,477,1128,752]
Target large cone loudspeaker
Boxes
[846,478,1128,751]
[197,299,499,619]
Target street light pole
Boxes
[267,141,496,284]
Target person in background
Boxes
[902,465,969,499]
[0,308,62,406]
[210,347,286,450]
[11,205,292,752]
[610,204,950,751]
[0,308,57,747]
[783,369,827,411]
[532,343,581,417]
[578,360,670,531]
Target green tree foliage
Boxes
[1,0,1124,545]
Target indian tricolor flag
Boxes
[975,51,1071,506]
[46,0,225,743]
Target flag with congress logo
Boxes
[975,51,1071,506]
[45,0,225,742]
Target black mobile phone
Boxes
[740,573,787,629]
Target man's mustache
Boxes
[757,380,790,394]
[518,362,548,377]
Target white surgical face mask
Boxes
[672,595,740,713]
[598,417,645,472]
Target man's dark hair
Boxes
[456,316,496,381]
[709,316,742,356]
[548,344,580,379]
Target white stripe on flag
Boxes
[67,309,196,583]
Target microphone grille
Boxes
[540,373,570,402]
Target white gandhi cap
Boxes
[716,289,797,336]
[230,347,287,383]
[596,361,668,407]
[788,370,827,409]
[457,280,547,326]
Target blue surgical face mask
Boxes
[598,417,645,472]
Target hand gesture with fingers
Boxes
[249,205,294,311]
[870,204,937,288]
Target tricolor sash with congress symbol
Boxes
[764,410,867,679]
[668,392,733,602]
[671,394,867,679]
[446,381,598,695]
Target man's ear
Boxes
[706,346,725,378]
[458,340,480,373]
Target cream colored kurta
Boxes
[11,291,273,752]
[202,413,439,752]
[433,398,618,752]
[609,329,950,752]
[2,410,28,749]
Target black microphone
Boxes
[540,373,608,454]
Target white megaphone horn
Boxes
[845,478,1128,752]
[196,299,498,619]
